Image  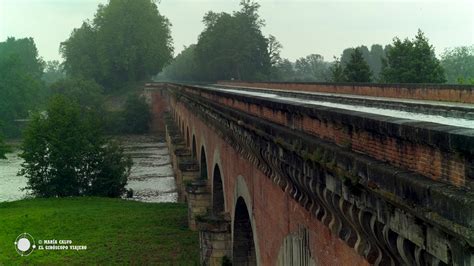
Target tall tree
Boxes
[60,22,99,81]
[340,44,386,81]
[368,44,385,79]
[0,37,44,78]
[0,37,45,137]
[61,0,173,89]
[441,45,474,84]
[329,57,345,82]
[194,0,272,81]
[381,30,446,83]
[268,35,283,66]
[343,48,372,82]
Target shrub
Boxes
[19,95,132,197]
[122,94,151,134]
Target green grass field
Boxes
[0,197,199,265]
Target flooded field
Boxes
[0,135,177,203]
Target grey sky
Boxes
[1,0,473,62]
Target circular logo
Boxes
[14,233,36,256]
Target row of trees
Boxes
[159,20,473,84]
[441,45,474,84]
[328,30,446,83]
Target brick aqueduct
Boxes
[144,81,474,266]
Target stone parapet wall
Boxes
[218,81,474,103]
[180,84,473,189]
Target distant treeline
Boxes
[156,2,473,85]
[159,28,474,85]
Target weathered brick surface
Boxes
[218,81,474,104]
[171,98,369,266]
[184,88,470,187]
[145,86,170,132]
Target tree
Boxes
[294,54,330,81]
[194,0,272,81]
[340,44,386,80]
[19,95,132,197]
[329,57,345,82]
[368,44,385,79]
[122,94,152,134]
[60,22,99,81]
[381,30,446,83]
[270,59,296,81]
[441,45,474,84]
[61,0,173,89]
[0,37,44,78]
[158,45,199,81]
[42,60,66,85]
[343,48,372,82]
[268,35,283,66]
[0,37,45,137]
[49,78,105,111]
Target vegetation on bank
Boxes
[0,0,163,140]
[20,96,132,198]
[0,198,199,264]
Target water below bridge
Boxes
[0,135,177,203]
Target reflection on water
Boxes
[0,135,177,203]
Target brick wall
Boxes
[189,88,470,187]
[218,81,474,104]
[170,96,369,266]
[145,86,170,132]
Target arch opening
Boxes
[186,127,190,147]
[192,136,197,159]
[233,197,256,265]
[212,164,225,214]
[200,146,208,180]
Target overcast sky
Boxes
[1,0,473,62]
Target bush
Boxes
[103,110,125,135]
[49,78,105,111]
[122,94,151,134]
[19,95,132,197]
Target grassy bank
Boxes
[0,197,199,265]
